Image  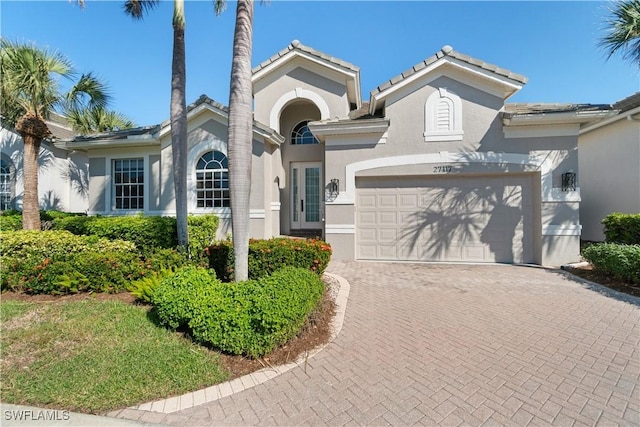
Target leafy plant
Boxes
[208,238,332,282]
[582,243,640,284]
[152,266,325,358]
[602,213,640,245]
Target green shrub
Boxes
[2,249,141,294]
[0,211,22,231]
[0,210,85,231]
[187,215,219,262]
[151,266,325,357]
[151,267,220,330]
[582,243,640,284]
[208,238,332,281]
[0,230,136,260]
[53,214,219,259]
[53,215,176,255]
[127,269,174,303]
[0,230,142,294]
[188,267,325,357]
[602,213,640,245]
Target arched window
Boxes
[424,88,464,142]
[0,158,14,211]
[196,151,229,208]
[291,120,319,145]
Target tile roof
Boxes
[502,103,614,117]
[67,94,282,143]
[371,45,528,97]
[613,92,640,112]
[252,40,359,75]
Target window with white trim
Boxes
[424,88,464,142]
[291,120,319,145]
[113,158,144,210]
[196,151,230,208]
[0,158,13,210]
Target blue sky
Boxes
[1,1,639,127]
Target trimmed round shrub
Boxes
[151,266,325,357]
[189,267,325,357]
[582,243,640,284]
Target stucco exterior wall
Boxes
[0,127,88,213]
[322,74,581,266]
[253,65,350,132]
[579,118,640,241]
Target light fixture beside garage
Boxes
[329,178,339,196]
[561,172,577,192]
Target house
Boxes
[0,113,89,213]
[3,41,620,265]
[578,92,640,242]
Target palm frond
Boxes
[66,73,110,111]
[124,0,161,19]
[599,0,640,66]
[213,0,226,16]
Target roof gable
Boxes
[369,45,527,115]
[252,40,361,109]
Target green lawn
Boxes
[0,298,229,413]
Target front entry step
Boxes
[287,229,323,239]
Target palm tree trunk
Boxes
[171,0,189,253]
[16,113,48,230]
[21,135,42,230]
[228,0,254,282]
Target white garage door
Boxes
[356,174,535,263]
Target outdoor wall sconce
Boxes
[561,172,577,192]
[329,178,339,195]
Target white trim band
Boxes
[542,224,582,236]
[325,224,356,234]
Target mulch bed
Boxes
[564,264,640,298]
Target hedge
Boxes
[582,243,640,284]
[0,209,84,231]
[208,238,332,281]
[0,230,187,294]
[152,266,325,358]
[52,214,219,258]
[602,213,640,245]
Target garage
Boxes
[356,174,536,263]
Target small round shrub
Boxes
[151,267,220,330]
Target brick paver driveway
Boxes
[116,262,640,426]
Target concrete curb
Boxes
[111,272,351,415]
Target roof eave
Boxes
[308,118,390,142]
[503,110,619,126]
[580,105,640,134]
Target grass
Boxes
[0,298,229,414]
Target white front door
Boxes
[291,162,322,230]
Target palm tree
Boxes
[227,0,254,282]
[0,39,111,230]
[67,106,135,134]
[124,0,225,255]
[599,0,640,67]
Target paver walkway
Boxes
[111,262,640,426]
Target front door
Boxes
[291,162,322,230]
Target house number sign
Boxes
[432,165,452,173]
